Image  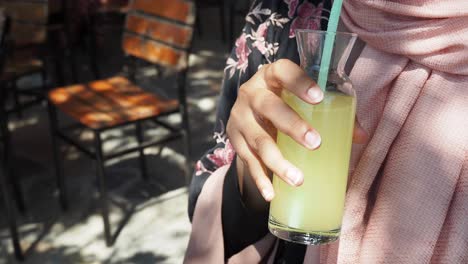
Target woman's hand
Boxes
[226,59,367,206]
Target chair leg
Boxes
[1,117,26,213]
[1,96,23,260]
[177,72,192,185]
[1,96,25,213]
[182,133,192,186]
[9,170,25,213]
[94,131,112,246]
[181,107,192,186]
[47,102,68,211]
[1,170,23,261]
[135,122,148,180]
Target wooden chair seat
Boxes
[48,76,178,130]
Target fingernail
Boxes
[305,131,321,149]
[307,87,323,103]
[286,167,303,186]
[262,188,274,201]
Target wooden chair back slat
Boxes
[129,0,195,24]
[126,14,193,49]
[122,33,187,68]
[123,0,195,70]
[0,0,48,46]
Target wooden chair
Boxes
[0,13,24,261]
[0,0,74,116]
[47,0,195,246]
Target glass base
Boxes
[268,216,340,245]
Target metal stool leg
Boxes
[181,103,192,185]
[181,115,192,186]
[94,131,112,246]
[177,72,192,185]
[1,169,23,261]
[1,94,23,260]
[3,117,25,212]
[135,122,148,180]
[47,102,68,210]
[9,170,25,213]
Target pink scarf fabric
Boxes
[328,1,468,263]
[185,1,468,263]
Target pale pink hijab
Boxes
[185,0,468,263]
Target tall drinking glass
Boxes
[268,30,358,245]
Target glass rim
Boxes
[294,29,357,38]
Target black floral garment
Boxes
[188,0,329,262]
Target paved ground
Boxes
[0,6,248,263]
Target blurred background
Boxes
[0,0,251,263]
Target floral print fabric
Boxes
[188,0,328,220]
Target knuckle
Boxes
[229,103,243,121]
[269,59,292,82]
[287,116,308,137]
[236,151,248,165]
[275,58,292,68]
[265,59,293,89]
[251,91,268,111]
[265,63,282,88]
[253,135,271,151]
[242,156,256,173]
[250,93,261,110]
[260,92,278,111]
[238,83,253,99]
[231,143,250,166]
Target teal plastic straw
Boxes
[317,0,344,90]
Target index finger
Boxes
[262,59,323,104]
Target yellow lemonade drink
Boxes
[269,90,356,245]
